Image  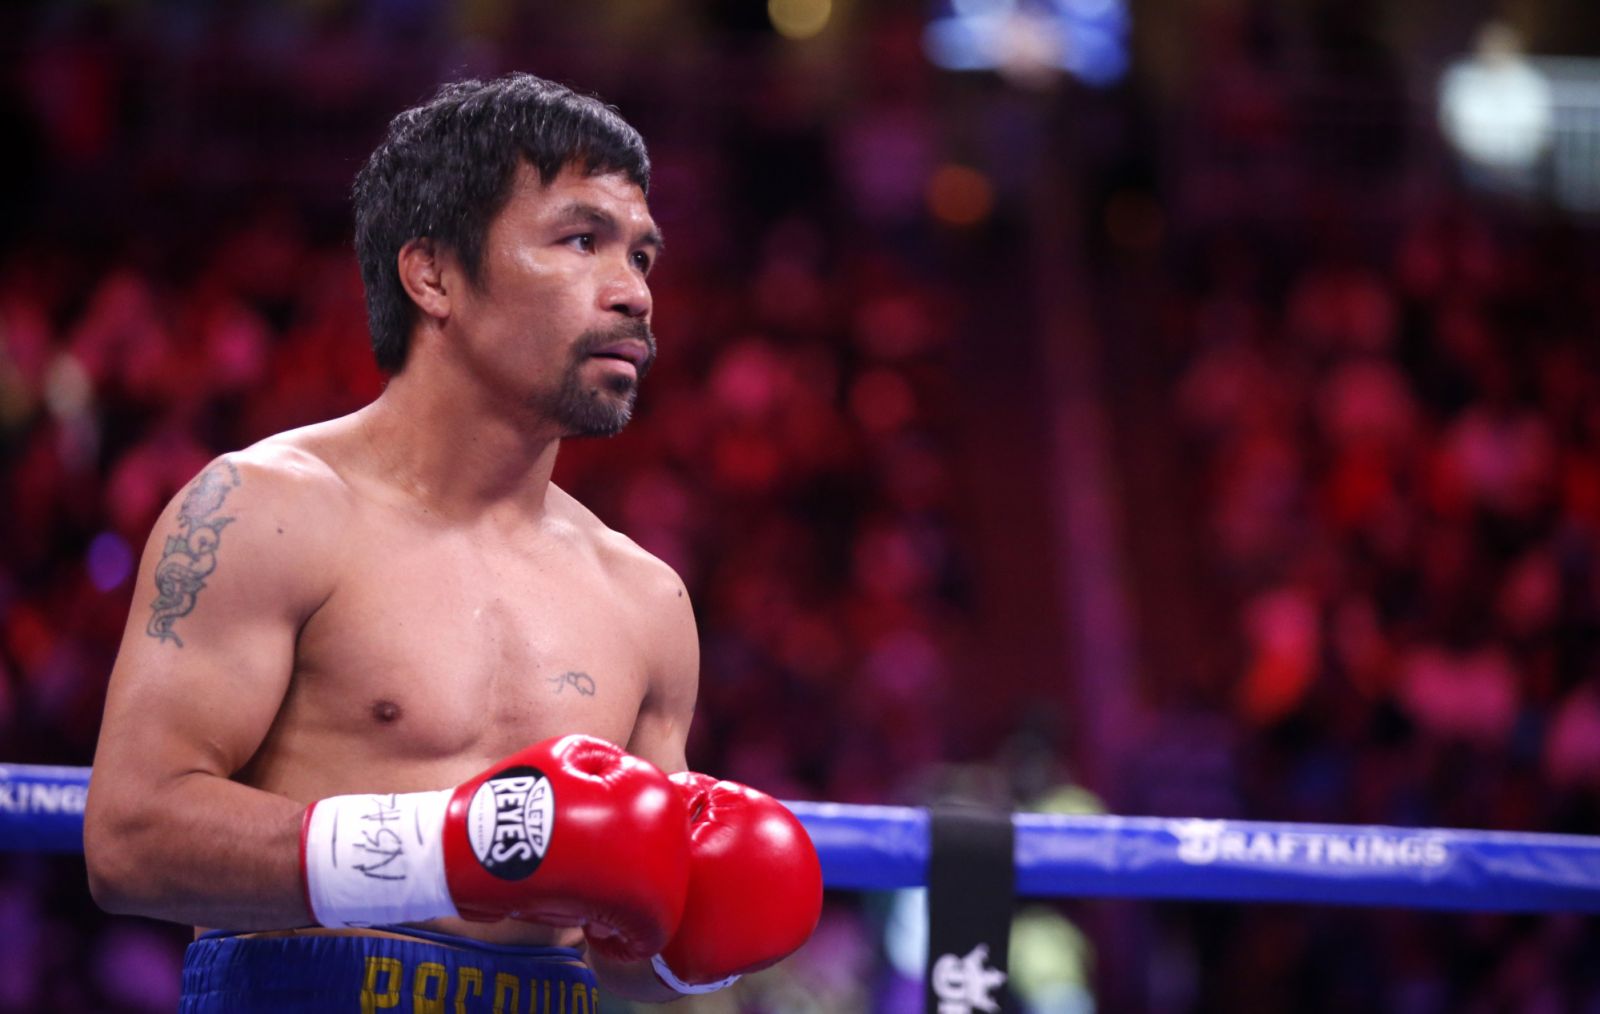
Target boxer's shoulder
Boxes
[142,433,356,621]
[218,444,349,503]
[191,444,353,550]
[232,419,364,509]
[547,482,689,610]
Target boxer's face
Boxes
[449,160,660,437]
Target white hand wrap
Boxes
[651,954,741,996]
[301,789,458,928]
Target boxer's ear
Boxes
[397,237,450,322]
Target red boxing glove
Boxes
[652,772,823,994]
[302,735,690,961]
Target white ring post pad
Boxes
[302,789,458,928]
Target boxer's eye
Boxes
[565,233,596,253]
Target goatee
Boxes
[543,320,657,438]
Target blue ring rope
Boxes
[6,764,1598,912]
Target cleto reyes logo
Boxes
[466,766,555,880]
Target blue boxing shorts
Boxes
[180,925,600,1013]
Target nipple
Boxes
[371,699,403,724]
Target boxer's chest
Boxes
[289,522,649,760]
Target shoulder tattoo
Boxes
[146,461,242,647]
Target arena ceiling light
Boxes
[922,0,1129,88]
[1438,21,1600,214]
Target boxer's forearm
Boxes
[85,770,309,929]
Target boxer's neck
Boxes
[359,357,563,521]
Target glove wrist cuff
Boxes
[302,789,457,928]
[651,954,741,996]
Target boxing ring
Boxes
[5,761,1600,1010]
[6,761,1599,909]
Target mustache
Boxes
[575,320,657,380]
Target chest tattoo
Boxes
[146,461,242,648]
[547,671,597,697]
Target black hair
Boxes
[352,73,650,372]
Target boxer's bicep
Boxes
[98,457,314,782]
[625,569,699,775]
[86,456,335,925]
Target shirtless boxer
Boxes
[82,74,822,1011]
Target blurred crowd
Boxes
[1164,201,1600,1008]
